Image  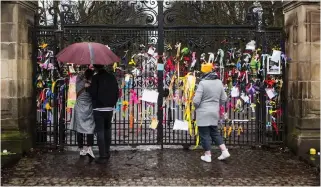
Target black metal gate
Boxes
[34,1,286,149]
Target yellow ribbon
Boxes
[51,81,57,93]
[237,125,243,136]
[182,73,196,137]
[37,81,43,88]
[129,58,136,66]
[45,102,51,110]
[269,109,277,115]
[223,126,227,139]
[228,126,232,136]
[39,43,48,49]
[179,73,200,149]
[113,63,118,72]
[192,121,200,150]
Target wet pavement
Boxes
[1,147,320,186]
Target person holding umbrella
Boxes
[57,42,120,164]
[86,64,119,164]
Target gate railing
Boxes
[34,1,286,149]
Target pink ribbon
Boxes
[219,105,225,118]
[227,102,234,109]
[130,89,139,104]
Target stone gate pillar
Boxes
[283,2,320,156]
[1,1,37,154]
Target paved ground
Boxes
[1,147,320,186]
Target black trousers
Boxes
[77,133,94,148]
[93,111,113,158]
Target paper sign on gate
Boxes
[231,86,240,97]
[271,50,281,63]
[147,46,156,56]
[173,120,189,131]
[265,88,276,99]
[141,90,159,103]
[240,93,250,103]
[69,65,76,74]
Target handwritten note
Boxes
[141,90,159,103]
[173,120,189,131]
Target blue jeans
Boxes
[198,126,224,151]
[93,111,113,158]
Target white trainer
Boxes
[86,147,95,159]
[79,149,87,156]
[201,154,212,163]
[218,150,230,160]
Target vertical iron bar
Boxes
[157,1,164,148]
[53,82,59,148]
[252,1,265,145]
[59,81,66,151]
[281,34,287,146]
[59,11,65,53]
[57,9,65,150]
[32,12,39,146]
[255,92,260,144]
[52,4,59,149]
[261,32,267,145]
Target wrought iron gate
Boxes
[34,1,285,149]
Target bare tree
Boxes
[163,1,283,27]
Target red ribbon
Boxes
[183,56,190,62]
[118,88,122,98]
[224,72,229,85]
[166,57,175,72]
[238,71,246,81]
[221,39,227,44]
[265,79,276,87]
[272,122,279,135]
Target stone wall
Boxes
[284,2,320,155]
[1,1,37,153]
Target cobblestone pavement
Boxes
[1,148,320,186]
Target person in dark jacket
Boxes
[86,64,119,164]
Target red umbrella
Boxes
[56,42,120,65]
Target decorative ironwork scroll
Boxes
[36,0,159,26]
[60,1,158,25]
[163,1,260,26]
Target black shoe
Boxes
[95,157,109,164]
